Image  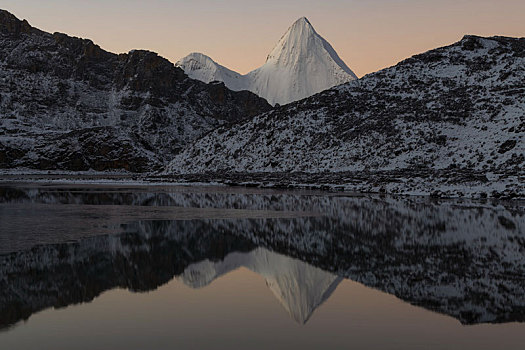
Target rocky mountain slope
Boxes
[177,17,357,105]
[167,35,524,197]
[0,9,271,172]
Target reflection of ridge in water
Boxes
[1,185,524,331]
[178,247,343,324]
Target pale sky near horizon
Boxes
[3,0,525,77]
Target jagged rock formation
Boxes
[168,35,524,196]
[177,17,357,105]
[0,10,271,172]
[0,185,524,328]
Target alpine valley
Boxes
[0,9,523,198]
[1,4,525,350]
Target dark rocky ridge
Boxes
[0,9,271,172]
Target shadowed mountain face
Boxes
[0,10,271,172]
[0,186,524,329]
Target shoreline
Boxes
[0,169,522,200]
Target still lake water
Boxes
[0,183,524,349]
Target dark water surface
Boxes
[0,184,524,350]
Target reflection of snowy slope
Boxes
[0,187,524,328]
[178,247,342,324]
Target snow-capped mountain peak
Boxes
[265,17,318,63]
[176,17,357,105]
[249,17,357,104]
[265,16,354,75]
[176,52,248,91]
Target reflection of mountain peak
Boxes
[264,262,343,324]
[177,248,342,324]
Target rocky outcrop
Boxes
[0,10,33,36]
[0,9,271,172]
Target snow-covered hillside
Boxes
[0,10,270,172]
[167,35,524,197]
[177,17,357,105]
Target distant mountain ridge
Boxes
[0,9,271,172]
[176,17,357,105]
[177,53,248,92]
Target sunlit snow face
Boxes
[176,17,357,105]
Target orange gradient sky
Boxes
[3,0,525,77]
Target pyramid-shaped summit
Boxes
[266,17,321,63]
[176,17,357,105]
[265,17,354,75]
